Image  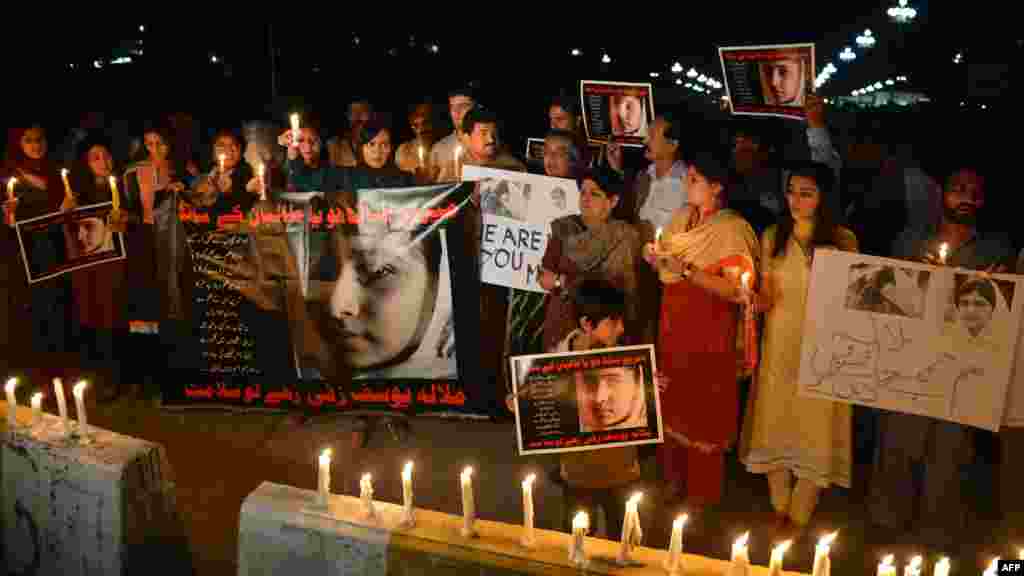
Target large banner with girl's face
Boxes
[161,182,488,417]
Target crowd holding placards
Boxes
[2,79,1022,560]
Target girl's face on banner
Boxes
[323,231,436,368]
[615,96,643,134]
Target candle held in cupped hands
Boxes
[460,466,476,537]
[72,380,89,436]
[521,474,536,547]
[663,514,687,575]
[769,540,793,576]
[569,510,589,567]
[5,378,18,427]
[876,555,896,576]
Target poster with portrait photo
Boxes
[14,202,126,284]
[798,249,1024,431]
[510,345,663,455]
[718,43,815,120]
[464,166,580,293]
[579,80,655,147]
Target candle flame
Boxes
[108,176,116,187]
[523,473,536,488]
[9,177,17,185]
[880,555,894,567]
[461,466,473,479]
[774,540,793,555]
[655,227,663,240]
[939,242,949,262]
[1019,549,1023,560]
[673,514,688,529]
[403,461,413,477]
[572,510,589,530]
[31,392,42,402]
[257,163,265,178]
[628,492,643,506]
[73,380,88,395]
[5,377,16,393]
[290,113,300,129]
[741,271,752,289]
[319,448,332,464]
[734,532,749,549]
[908,556,922,569]
[936,558,950,569]
[61,168,69,177]
[818,530,838,548]
[361,472,372,483]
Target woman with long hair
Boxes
[740,161,858,535]
[642,146,758,513]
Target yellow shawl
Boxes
[653,207,758,284]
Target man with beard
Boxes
[870,161,1011,551]
[430,85,476,183]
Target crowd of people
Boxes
[1,82,1020,558]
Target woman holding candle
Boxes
[187,129,261,218]
[641,144,757,510]
[740,162,857,534]
[120,122,192,399]
[395,102,436,181]
[2,125,73,360]
[68,136,128,402]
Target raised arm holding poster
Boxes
[463,166,580,292]
[510,345,662,455]
[579,80,655,147]
[718,43,815,120]
[797,249,1023,431]
[15,202,126,283]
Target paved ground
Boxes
[76,392,1010,576]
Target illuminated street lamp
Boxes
[888,0,917,23]
[856,29,876,49]
[839,47,856,62]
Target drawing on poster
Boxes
[845,263,931,319]
[799,250,1021,431]
[480,179,530,222]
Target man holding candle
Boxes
[430,85,476,183]
[396,102,436,179]
[328,98,373,168]
[871,160,1012,549]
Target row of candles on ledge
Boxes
[314,448,1013,574]
[5,377,92,438]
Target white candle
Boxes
[769,540,793,576]
[938,242,949,265]
[61,168,73,199]
[257,163,266,201]
[902,556,922,576]
[812,531,838,576]
[741,271,752,291]
[73,380,88,436]
[460,466,476,537]
[983,558,1000,576]
[932,557,950,576]
[400,461,415,527]
[360,472,377,520]
[655,226,663,244]
[317,448,331,506]
[53,378,69,433]
[569,510,589,567]
[618,492,643,565]
[30,392,42,426]
[663,514,687,575]
[7,177,16,201]
[729,532,751,576]
[218,153,226,174]
[108,176,120,212]
[290,113,301,147]
[1020,549,1024,560]
[417,144,425,167]
[521,474,536,547]
[877,555,896,576]
[5,378,18,427]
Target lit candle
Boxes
[812,531,838,576]
[257,163,266,201]
[877,555,896,576]
[53,378,69,434]
[569,510,589,568]
[938,242,949,265]
[617,492,643,565]
[72,380,89,436]
[454,144,463,180]
[769,540,793,576]
[983,558,1000,576]
[108,176,120,212]
[1020,549,1024,560]
[417,144,425,168]
[30,392,42,426]
[460,466,476,537]
[5,378,18,427]
[290,113,301,147]
[741,271,752,292]
[932,557,950,576]
[729,532,751,576]
[902,555,922,576]
[663,514,687,575]
[5,177,16,226]
[655,226,663,244]
[400,461,415,527]
[61,168,73,199]
[218,153,226,173]
[521,474,536,547]
[317,448,331,506]
[360,472,377,520]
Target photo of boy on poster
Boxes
[579,81,655,147]
[509,345,663,455]
[15,202,125,283]
[718,43,815,120]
